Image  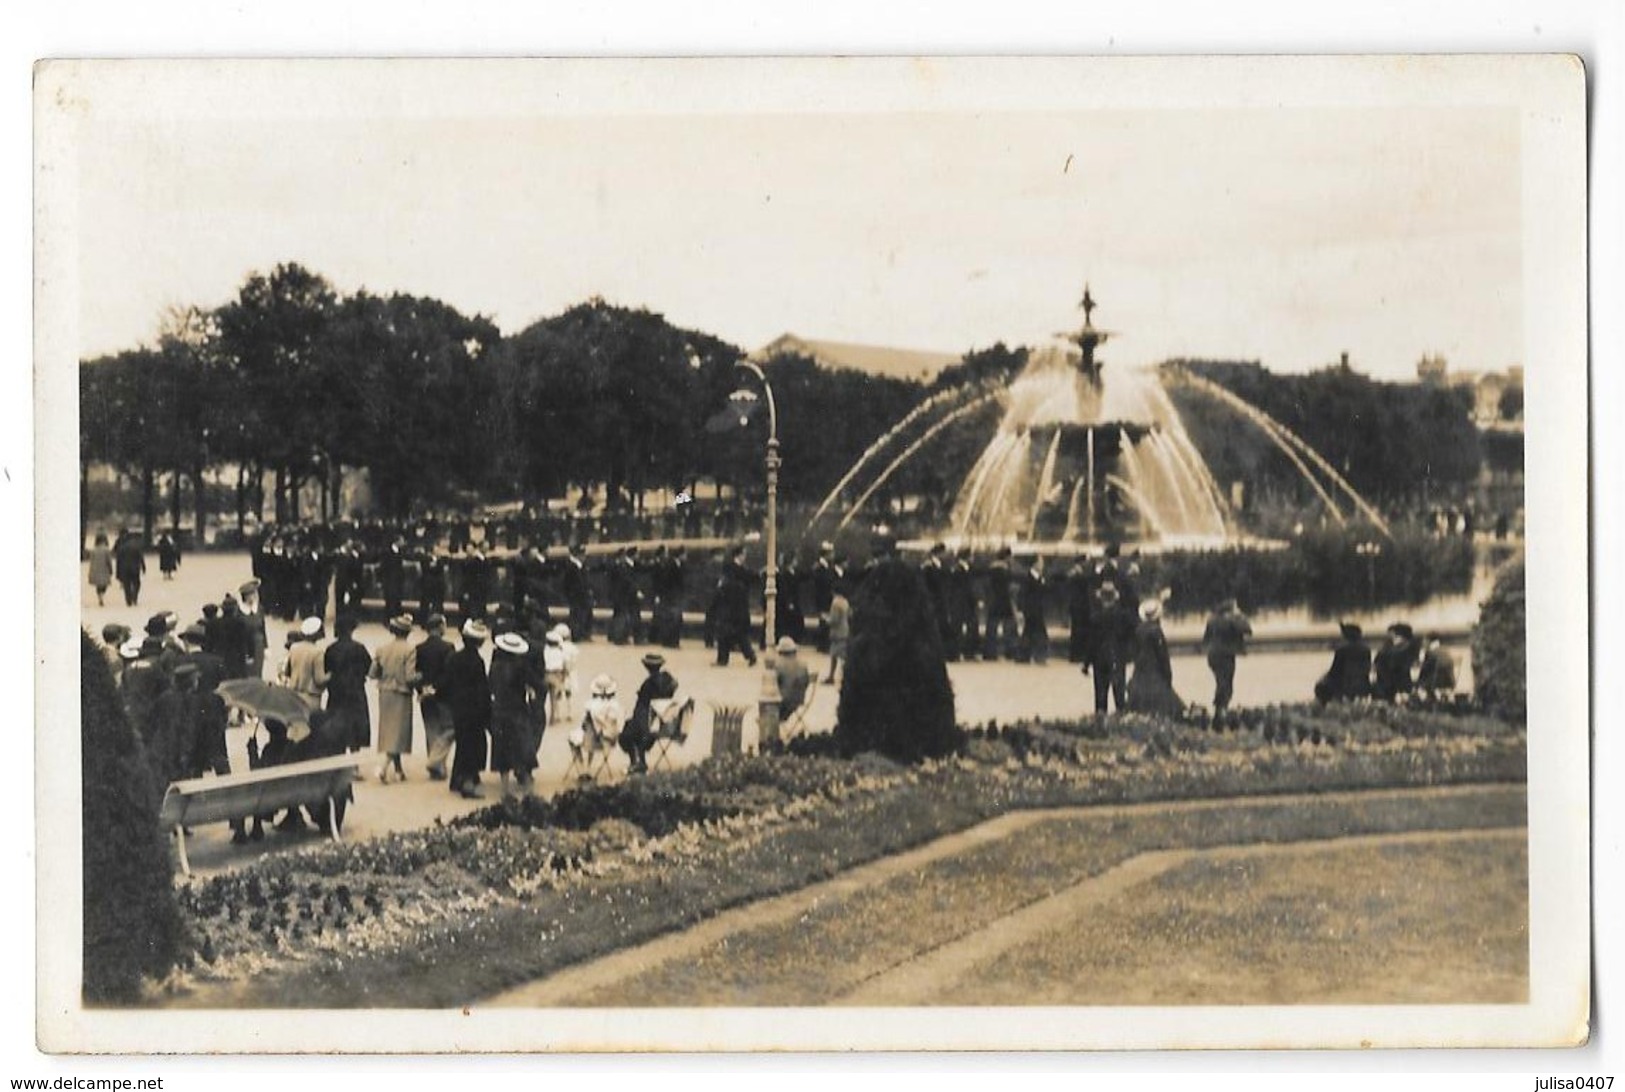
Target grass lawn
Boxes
[949,831,1528,1006]
[555,787,1526,1007]
[160,713,1526,1010]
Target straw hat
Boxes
[776,636,798,655]
[641,652,666,670]
[299,616,324,638]
[387,614,414,635]
[591,674,617,698]
[462,619,490,641]
[494,632,529,655]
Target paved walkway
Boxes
[482,783,1524,1008]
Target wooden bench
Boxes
[157,753,365,876]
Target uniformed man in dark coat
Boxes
[810,542,838,653]
[442,620,493,798]
[1016,557,1049,664]
[379,540,406,620]
[114,531,146,607]
[951,546,980,659]
[333,541,365,616]
[557,543,594,642]
[982,547,1018,660]
[418,549,448,621]
[714,547,758,667]
[606,546,641,645]
[459,548,493,622]
[1065,557,1092,663]
[1200,597,1253,722]
[1084,579,1132,714]
[920,543,953,656]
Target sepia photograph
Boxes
[32,53,1590,1053]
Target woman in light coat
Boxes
[369,614,417,782]
[87,533,114,606]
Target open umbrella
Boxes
[215,679,320,731]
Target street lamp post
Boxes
[735,361,783,749]
[1356,541,1383,606]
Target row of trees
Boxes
[82,263,1491,544]
[1168,358,1485,513]
[80,263,932,541]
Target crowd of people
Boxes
[91,514,1470,851]
[1314,621,1458,706]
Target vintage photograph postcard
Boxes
[34,55,1589,1052]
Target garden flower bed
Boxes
[159,704,1524,1009]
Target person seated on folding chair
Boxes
[620,652,677,775]
[773,637,812,727]
[568,674,624,783]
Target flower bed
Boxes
[161,705,1524,1009]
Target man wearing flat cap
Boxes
[1200,597,1253,724]
[238,579,268,679]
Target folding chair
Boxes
[564,710,618,784]
[779,676,821,742]
[648,695,696,772]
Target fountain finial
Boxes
[1071,284,1109,388]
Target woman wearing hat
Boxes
[488,632,538,802]
[1126,597,1183,716]
[1315,622,1373,704]
[442,619,492,798]
[774,637,811,724]
[317,614,370,760]
[279,617,327,707]
[87,532,114,606]
[1372,622,1422,702]
[369,614,416,782]
[621,653,678,774]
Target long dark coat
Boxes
[1126,618,1183,715]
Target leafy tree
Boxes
[1171,359,1481,512]
[212,263,341,522]
[834,558,959,761]
[498,300,742,502]
[1473,557,1526,723]
[81,631,187,1003]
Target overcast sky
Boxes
[77,105,1521,379]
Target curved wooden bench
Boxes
[157,753,364,876]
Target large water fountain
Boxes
[806,284,1390,557]
[946,288,1229,552]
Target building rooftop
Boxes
[753,333,961,383]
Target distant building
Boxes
[753,333,960,384]
[1414,353,1523,425]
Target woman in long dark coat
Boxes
[442,621,492,799]
[1315,622,1373,703]
[322,615,373,753]
[1126,598,1183,716]
[488,632,537,802]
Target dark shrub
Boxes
[834,558,960,762]
[1473,557,1526,723]
[81,630,187,1003]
